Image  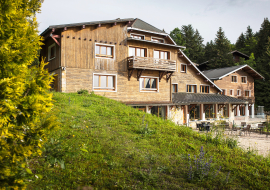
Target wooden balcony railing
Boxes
[128,56,176,72]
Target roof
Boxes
[202,64,264,80]
[230,50,249,59]
[131,18,163,33]
[40,18,135,36]
[172,93,248,105]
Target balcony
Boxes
[128,56,176,72]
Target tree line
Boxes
[170,18,270,110]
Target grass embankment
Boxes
[28,92,270,189]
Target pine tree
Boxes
[207,27,234,69]
[169,27,185,46]
[0,0,58,188]
[235,33,246,52]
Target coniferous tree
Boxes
[207,27,234,69]
[170,25,204,63]
[254,18,270,110]
[235,33,246,52]
[0,0,58,188]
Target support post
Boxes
[245,103,249,122]
[201,104,205,121]
[251,103,255,118]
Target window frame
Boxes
[139,76,159,92]
[189,105,200,120]
[241,76,247,84]
[172,83,178,93]
[231,75,237,83]
[128,46,147,57]
[237,89,241,96]
[48,43,56,61]
[153,49,170,60]
[92,73,117,92]
[230,89,234,96]
[200,85,210,93]
[186,84,197,93]
[151,36,164,43]
[130,33,145,40]
[205,104,215,119]
[95,43,115,59]
[245,90,251,97]
[181,64,187,73]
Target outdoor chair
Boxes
[241,124,251,136]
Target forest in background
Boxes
[170,18,270,111]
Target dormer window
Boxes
[151,37,164,43]
[130,33,144,40]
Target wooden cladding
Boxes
[128,56,176,72]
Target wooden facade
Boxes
[41,18,254,126]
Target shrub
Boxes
[77,89,89,95]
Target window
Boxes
[172,84,178,93]
[241,76,247,84]
[205,104,215,119]
[231,76,237,82]
[237,89,241,96]
[189,105,200,120]
[245,90,251,97]
[230,89,234,96]
[129,47,146,57]
[154,50,170,60]
[95,44,114,58]
[151,106,167,120]
[187,85,197,93]
[93,74,116,91]
[181,64,187,73]
[140,77,158,92]
[200,85,209,93]
[151,37,164,43]
[240,106,245,116]
[222,104,229,117]
[48,43,56,61]
[221,89,226,95]
[131,33,144,40]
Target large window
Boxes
[93,74,116,91]
[129,47,146,57]
[154,50,170,59]
[140,77,158,92]
[95,44,114,58]
[205,104,215,119]
[187,85,197,93]
[189,105,200,120]
[151,106,167,120]
[172,84,178,93]
[48,43,56,61]
[200,85,209,93]
[231,76,237,82]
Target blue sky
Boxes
[37,0,270,44]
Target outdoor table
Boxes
[202,123,210,132]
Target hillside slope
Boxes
[28,92,270,189]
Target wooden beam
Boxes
[112,22,117,27]
[96,23,101,28]
[196,73,201,75]
[137,70,143,81]
[51,34,60,38]
[128,69,134,81]
[63,27,67,31]
[159,71,166,82]
[166,72,173,82]
[204,104,211,112]
[188,104,196,112]
[82,25,85,29]
[218,104,225,112]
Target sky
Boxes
[37,0,270,45]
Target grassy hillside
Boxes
[27,92,270,189]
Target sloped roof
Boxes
[230,50,249,59]
[131,18,163,33]
[202,64,264,80]
[172,93,248,105]
[40,18,135,36]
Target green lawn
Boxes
[27,92,270,189]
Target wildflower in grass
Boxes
[73,135,75,137]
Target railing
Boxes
[127,56,176,72]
